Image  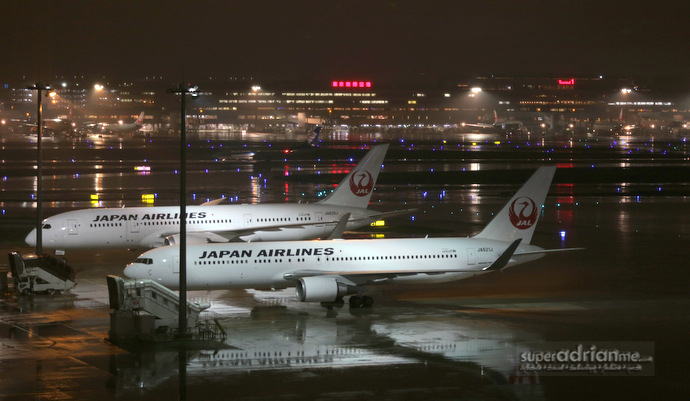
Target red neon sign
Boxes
[558,79,576,85]
[332,81,372,89]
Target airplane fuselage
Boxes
[28,204,378,251]
[124,237,545,290]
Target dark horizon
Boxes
[2,1,690,86]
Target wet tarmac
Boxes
[0,130,688,400]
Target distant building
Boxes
[2,75,688,132]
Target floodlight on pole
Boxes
[27,82,51,255]
[167,83,199,337]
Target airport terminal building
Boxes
[2,75,688,135]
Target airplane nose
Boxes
[123,264,136,278]
[123,263,144,279]
[25,229,36,247]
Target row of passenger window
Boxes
[327,254,457,261]
[88,217,322,228]
[192,254,457,266]
[194,258,307,265]
[89,219,233,228]
[256,217,313,223]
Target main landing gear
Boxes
[320,295,374,310]
[348,295,374,309]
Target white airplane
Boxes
[462,110,526,134]
[26,144,406,254]
[123,166,580,308]
[226,126,322,160]
[91,111,145,134]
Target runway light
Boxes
[560,231,566,241]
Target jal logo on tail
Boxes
[509,197,538,229]
[349,170,373,197]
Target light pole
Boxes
[167,83,198,337]
[251,85,261,131]
[28,82,51,255]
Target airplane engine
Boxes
[295,276,356,302]
[164,234,209,246]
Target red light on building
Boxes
[332,80,372,89]
[558,79,575,85]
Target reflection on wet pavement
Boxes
[0,132,688,400]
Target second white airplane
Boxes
[123,166,581,308]
[26,144,407,253]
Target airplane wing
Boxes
[461,122,495,129]
[514,248,585,256]
[201,198,227,206]
[156,209,415,243]
[284,267,482,286]
[325,213,351,240]
[209,209,416,241]
[349,209,417,222]
[180,217,358,242]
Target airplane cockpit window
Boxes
[134,258,153,265]
[42,224,52,229]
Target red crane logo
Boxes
[509,197,538,229]
[349,170,374,197]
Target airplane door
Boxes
[244,214,252,227]
[129,220,140,233]
[467,249,476,265]
[173,256,179,274]
[314,212,325,235]
[67,219,78,235]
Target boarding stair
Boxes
[106,275,210,331]
[8,252,76,295]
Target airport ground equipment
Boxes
[0,268,9,294]
[106,275,216,343]
[8,252,76,295]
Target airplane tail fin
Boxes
[135,112,145,126]
[305,126,321,147]
[318,143,389,208]
[474,166,556,244]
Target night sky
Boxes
[2,0,689,84]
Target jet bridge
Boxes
[8,252,76,295]
[106,275,213,342]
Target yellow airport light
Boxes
[370,220,385,227]
[90,194,99,200]
[142,194,155,204]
